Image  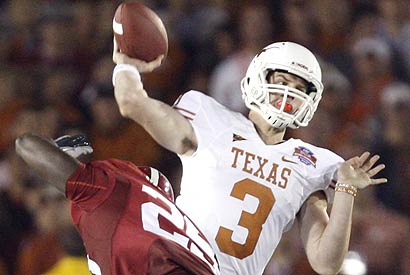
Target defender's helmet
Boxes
[139,166,174,202]
[241,42,324,129]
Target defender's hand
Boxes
[54,135,93,159]
[112,38,163,73]
[337,152,387,189]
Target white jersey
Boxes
[173,91,344,275]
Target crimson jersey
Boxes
[66,159,219,275]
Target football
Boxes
[113,1,168,62]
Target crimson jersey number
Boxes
[141,185,218,273]
[215,179,276,259]
[86,186,219,275]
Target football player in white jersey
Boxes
[112,40,387,275]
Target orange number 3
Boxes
[215,179,275,259]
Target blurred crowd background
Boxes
[0,0,410,275]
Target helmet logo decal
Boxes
[291,61,308,71]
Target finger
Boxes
[345,156,359,165]
[346,156,361,169]
[155,54,164,64]
[113,37,118,62]
[128,58,146,69]
[362,154,380,172]
[145,55,164,72]
[358,151,370,166]
[115,50,134,65]
[370,178,388,185]
[367,163,385,177]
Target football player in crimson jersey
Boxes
[15,133,220,275]
[112,40,388,275]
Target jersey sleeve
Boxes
[173,91,217,150]
[66,160,116,212]
[173,90,238,153]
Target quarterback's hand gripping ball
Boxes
[113,1,168,62]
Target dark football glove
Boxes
[54,134,93,158]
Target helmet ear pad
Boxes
[250,85,265,102]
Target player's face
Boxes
[267,71,309,114]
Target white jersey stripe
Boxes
[149,167,160,186]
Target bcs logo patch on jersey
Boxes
[293,146,317,167]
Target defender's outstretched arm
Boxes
[15,133,80,193]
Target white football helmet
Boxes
[241,42,324,129]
